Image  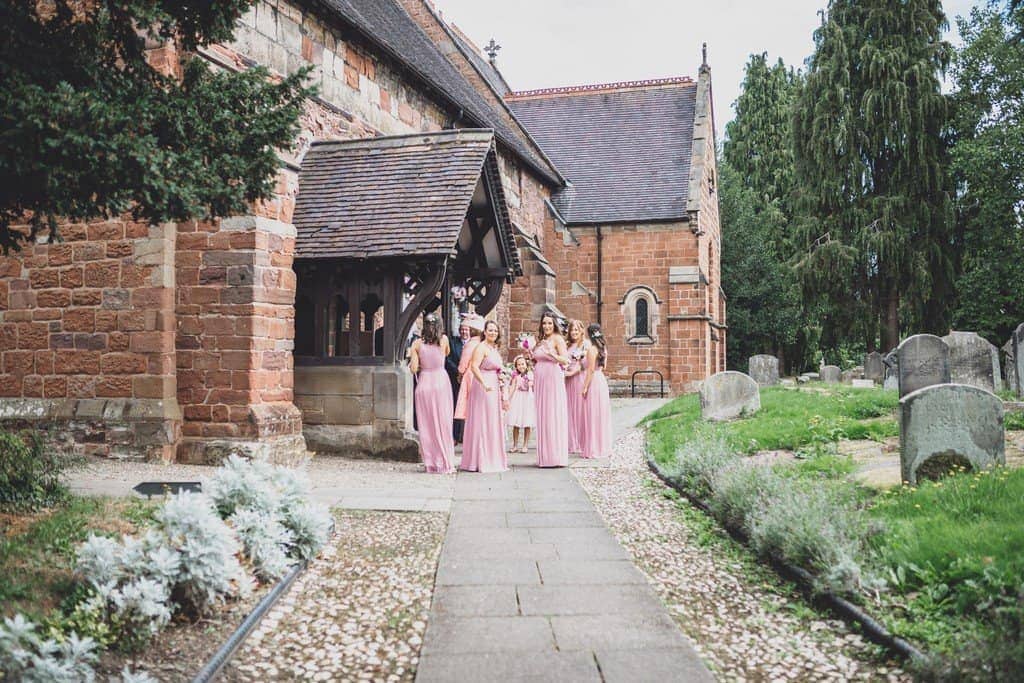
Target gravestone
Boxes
[942,331,996,394]
[821,365,841,384]
[900,384,1004,485]
[805,372,820,381]
[989,342,1003,394]
[1004,338,1018,396]
[748,355,780,386]
[896,334,950,398]
[851,379,875,389]
[864,352,885,383]
[1014,323,1024,397]
[841,367,863,383]
[883,373,898,391]
[700,371,760,421]
[780,378,796,387]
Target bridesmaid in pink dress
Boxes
[564,319,589,455]
[532,312,570,468]
[454,315,485,424]
[409,314,455,473]
[461,320,508,473]
[581,323,612,459]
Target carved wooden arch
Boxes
[395,260,447,363]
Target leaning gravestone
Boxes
[821,365,841,384]
[900,384,1004,485]
[989,342,1003,394]
[700,371,761,421]
[896,334,950,398]
[748,355,780,386]
[1014,323,1024,397]
[1004,338,1018,396]
[942,331,996,394]
[864,352,885,383]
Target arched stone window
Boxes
[620,285,660,344]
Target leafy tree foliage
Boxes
[792,0,954,352]
[0,1,314,251]
[948,4,1024,343]
[720,54,804,371]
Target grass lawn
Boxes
[645,385,899,467]
[0,496,156,620]
[645,384,1024,674]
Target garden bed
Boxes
[645,385,1024,680]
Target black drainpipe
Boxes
[596,227,603,326]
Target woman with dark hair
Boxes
[409,314,454,473]
[532,312,570,467]
[461,320,507,472]
[581,323,611,459]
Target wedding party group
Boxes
[407,311,613,474]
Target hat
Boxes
[463,314,486,332]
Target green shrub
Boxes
[707,462,785,532]
[664,431,738,500]
[0,431,76,513]
[1005,410,1024,431]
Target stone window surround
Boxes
[619,285,661,345]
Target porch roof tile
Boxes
[294,129,493,261]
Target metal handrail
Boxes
[631,370,665,398]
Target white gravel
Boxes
[224,509,446,682]
[573,428,910,682]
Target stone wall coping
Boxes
[220,215,297,238]
[0,398,182,423]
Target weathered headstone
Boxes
[821,365,841,384]
[1014,323,1024,397]
[851,379,875,389]
[700,371,761,421]
[942,331,996,393]
[1004,338,1018,396]
[896,334,950,398]
[900,384,1004,484]
[805,372,820,381]
[883,373,898,391]
[841,367,863,383]
[780,378,796,387]
[989,342,1003,394]
[864,352,885,384]
[748,355,780,386]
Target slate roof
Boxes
[293,129,494,260]
[316,0,560,185]
[507,79,697,225]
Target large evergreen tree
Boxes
[720,54,803,370]
[792,0,954,352]
[0,1,314,251]
[948,4,1024,343]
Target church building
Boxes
[0,0,724,462]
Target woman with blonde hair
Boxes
[563,319,589,455]
[461,320,508,472]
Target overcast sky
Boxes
[431,0,983,135]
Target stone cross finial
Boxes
[484,38,501,63]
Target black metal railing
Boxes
[631,370,665,398]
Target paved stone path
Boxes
[416,398,712,682]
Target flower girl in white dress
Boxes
[506,355,536,453]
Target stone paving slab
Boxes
[435,559,542,586]
[430,585,520,617]
[421,616,555,654]
[516,584,665,616]
[416,651,601,682]
[595,647,716,683]
[551,613,688,651]
[537,559,648,585]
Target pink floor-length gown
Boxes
[461,346,508,473]
[565,345,586,453]
[414,343,455,473]
[581,361,612,459]
[534,340,569,467]
[454,337,480,421]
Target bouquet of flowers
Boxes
[450,285,467,303]
[516,331,537,353]
[568,345,586,364]
[498,363,514,390]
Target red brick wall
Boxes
[0,219,179,459]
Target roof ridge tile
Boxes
[507,76,695,100]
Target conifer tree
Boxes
[0,1,314,252]
[792,0,954,351]
[721,54,803,369]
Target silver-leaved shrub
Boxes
[0,613,96,682]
